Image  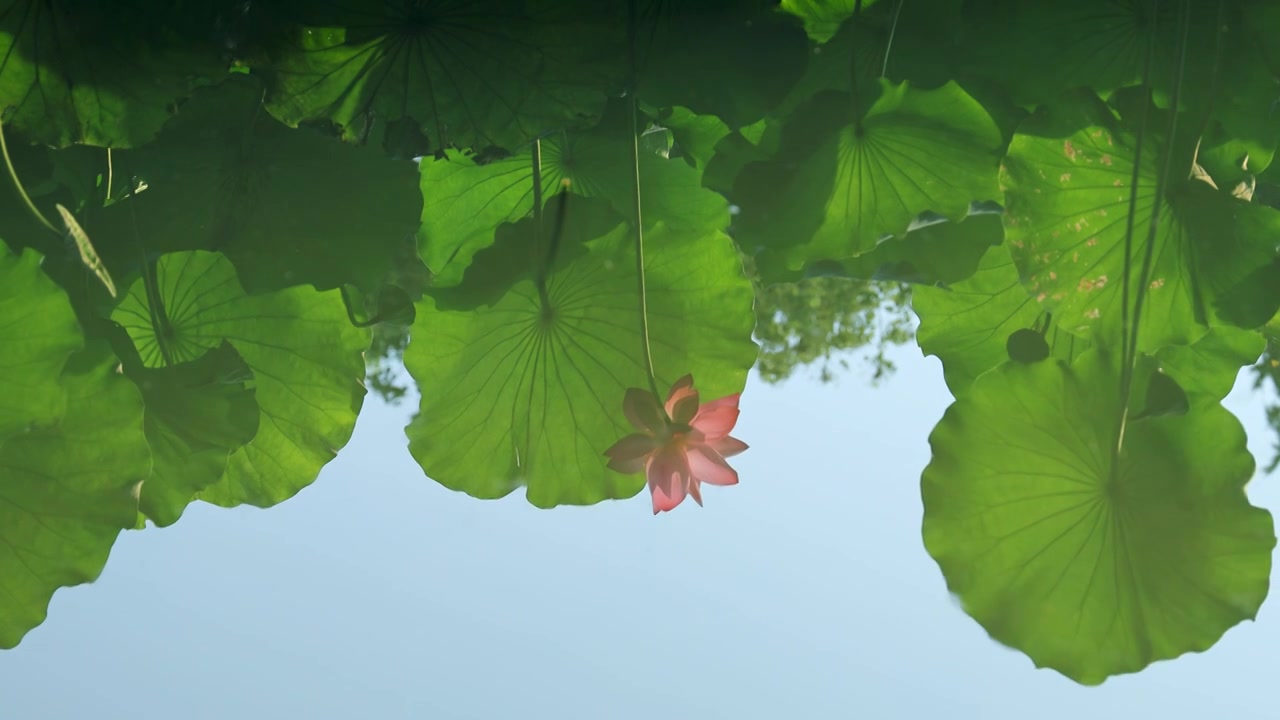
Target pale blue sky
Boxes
[1,344,1277,719]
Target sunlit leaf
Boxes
[922,349,1275,684]
[778,0,872,43]
[405,206,757,507]
[0,241,81,435]
[1155,326,1265,401]
[914,242,1085,398]
[0,343,149,648]
[55,204,115,297]
[1002,92,1280,352]
[112,251,368,508]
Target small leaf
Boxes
[1137,370,1189,418]
[55,204,116,298]
[128,344,260,527]
[1005,328,1049,363]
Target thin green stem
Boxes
[1116,0,1192,459]
[0,115,58,235]
[1117,11,1157,404]
[849,0,866,128]
[105,147,114,202]
[881,0,906,78]
[628,0,661,403]
[1129,0,1192,360]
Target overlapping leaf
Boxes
[417,117,728,286]
[959,0,1215,108]
[0,0,222,147]
[260,0,616,152]
[127,344,259,527]
[96,76,423,293]
[1002,93,1280,352]
[112,251,368,508]
[914,241,1085,397]
[0,344,149,648]
[405,207,757,507]
[760,210,1002,286]
[923,349,1274,684]
[635,0,809,128]
[737,80,1002,277]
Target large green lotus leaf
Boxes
[127,344,259,527]
[417,117,728,287]
[758,210,1002,286]
[922,350,1274,685]
[94,76,422,294]
[635,0,809,128]
[0,0,223,147]
[0,343,150,649]
[0,242,81,434]
[736,80,1001,274]
[914,243,1086,398]
[1003,93,1280,352]
[111,251,368,508]
[260,1,615,152]
[405,215,757,507]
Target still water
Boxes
[0,341,1275,719]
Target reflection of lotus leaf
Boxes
[406,216,757,507]
[113,251,368,509]
[923,350,1274,684]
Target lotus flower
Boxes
[604,375,748,514]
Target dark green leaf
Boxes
[260,1,614,152]
[96,76,423,293]
[737,80,1002,275]
[0,0,222,147]
[129,344,259,527]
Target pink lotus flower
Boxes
[604,375,748,514]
